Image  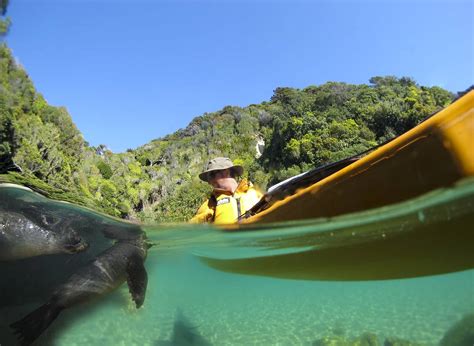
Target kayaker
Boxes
[190,157,263,224]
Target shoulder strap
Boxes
[207,194,217,222]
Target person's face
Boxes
[208,169,233,189]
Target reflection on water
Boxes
[1,181,473,345]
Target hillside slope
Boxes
[0,45,455,222]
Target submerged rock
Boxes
[383,336,422,346]
[313,335,348,346]
[357,332,378,346]
[439,313,474,346]
[313,332,378,346]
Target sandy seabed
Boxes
[44,252,473,346]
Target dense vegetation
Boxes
[0,42,457,223]
[0,0,10,36]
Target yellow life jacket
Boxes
[190,180,263,225]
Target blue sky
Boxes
[4,0,473,153]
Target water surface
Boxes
[0,181,473,345]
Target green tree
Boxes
[0,49,456,223]
[0,0,11,36]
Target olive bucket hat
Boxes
[199,157,243,182]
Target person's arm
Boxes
[189,199,214,223]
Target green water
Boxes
[37,253,473,345]
[1,180,473,345]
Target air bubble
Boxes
[418,211,425,222]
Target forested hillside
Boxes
[0,44,456,223]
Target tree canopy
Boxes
[0,45,457,222]
[0,0,10,36]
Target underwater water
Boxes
[0,180,473,345]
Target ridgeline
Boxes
[0,44,456,223]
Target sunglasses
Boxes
[208,169,226,179]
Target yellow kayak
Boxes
[198,91,474,281]
[244,90,474,224]
[200,177,474,280]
